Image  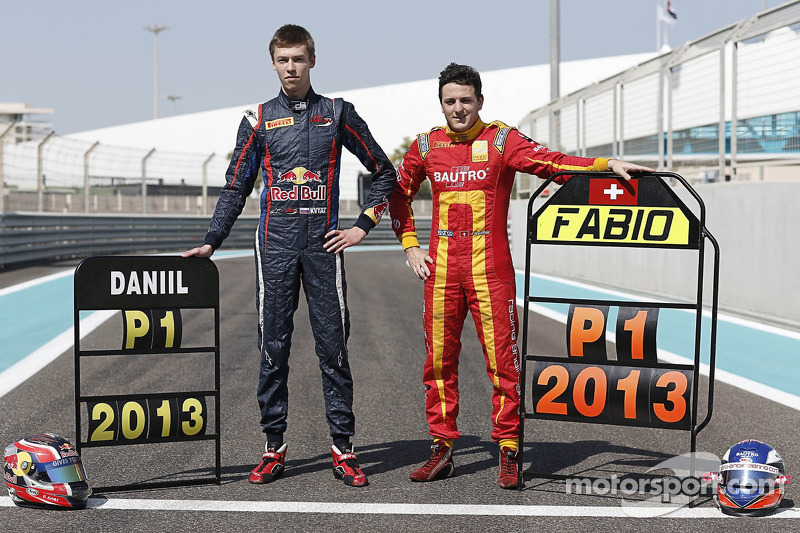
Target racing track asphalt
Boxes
[0,250,799,532]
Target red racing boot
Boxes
[249,442,287,484]
[498,446,519,489]
[409,441,455,482]
[332,444,369,487]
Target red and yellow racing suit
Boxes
[390,119,609,442]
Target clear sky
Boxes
[1,0,780,134]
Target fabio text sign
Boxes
[520,172,720,481]
[532,176,700,248]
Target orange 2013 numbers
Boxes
[532,362,691,428]
[653,371,688,423]
[536,365,569,415]
[573,366,607,417]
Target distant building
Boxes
[0,103,54,143]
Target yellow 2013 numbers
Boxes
[88,396,207,443]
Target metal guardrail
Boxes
[0,212,429,269]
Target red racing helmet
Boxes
[4,433,92,509]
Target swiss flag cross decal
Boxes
[589,178,638,205]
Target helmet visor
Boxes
[721,463,780,496]
[39,456,87,483]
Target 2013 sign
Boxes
[531,359,692,429]
[87,396,206,444]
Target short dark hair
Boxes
[438,63,482,102]
[269,24,315,60]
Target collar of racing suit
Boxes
[445,118,486,143]
[278,87,315,112]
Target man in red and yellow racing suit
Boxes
[390,63,653,489]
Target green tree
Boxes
[390,136,431,199]
[389,136,413,166]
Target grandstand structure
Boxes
[516,1,800,196]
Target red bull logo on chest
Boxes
[271,167,326,201]
[277,167,322,184]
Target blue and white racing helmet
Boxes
[715,439,790,516]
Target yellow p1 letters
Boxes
[122,309,182,351]
[123,310,153,350]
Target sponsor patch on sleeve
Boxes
[418,133,431,160]
[493,127,510,154]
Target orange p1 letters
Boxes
[567,305,609,361]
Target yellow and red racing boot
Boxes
[498,446,519,489]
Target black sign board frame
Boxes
[518,172,720,489]
[73,255,221,492]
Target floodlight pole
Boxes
[144,25,169,119]
[550,0,561,150]
[550,0,560,104]
[167,94,182,116]
[37,132,55,212]
[0,123,14,213]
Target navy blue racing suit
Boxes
[203,88,395,442]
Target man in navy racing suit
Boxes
[183,24,395,488]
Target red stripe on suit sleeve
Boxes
[345,124,380,173]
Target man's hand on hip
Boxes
[404,246,433,281]
[325,227,366,254]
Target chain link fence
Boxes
[0,129,239,215]
[0,126,395,219]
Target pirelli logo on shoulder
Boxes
[265,117,294,130]
[537,206,690,245]
[532,176,700,248]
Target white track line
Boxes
[1,496,798,518]
[0,310,116,398]
[0,269,74,297]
